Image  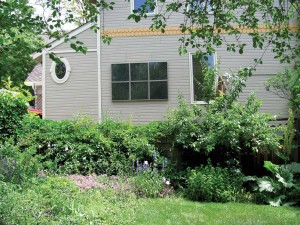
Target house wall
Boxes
[43,0,291,123]
[100,1,290,123]
[100,35,289,123]
[44,28,98,120]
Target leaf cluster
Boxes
[246,161,300,206]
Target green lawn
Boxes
[134,198,300,225]
[1,177,299,225]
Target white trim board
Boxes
[97,10,102,122]
[48,49,97,54]
[42,50,46,118]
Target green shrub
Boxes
[246,161,300,206]
[0,90,28,141]
[186,164,244,202]
[163,94,282,167]
[0,176,136,224]
[0,139,42,184]
[15,115,163,175]
[16,115,127,175]
[130,170,172,198]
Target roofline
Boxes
[48,23,94,51]
[24,82,43,86]
[33,23,94,59]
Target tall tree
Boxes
[0,0,45,87]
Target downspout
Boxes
[42,51,46,118]
[97,6,102,122]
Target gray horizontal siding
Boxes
[101,34,289,123]
[239,75,289,118]
[51,27,97,51]
[101,0,185,29]
[45,52,99,121]
[100,35,189,123]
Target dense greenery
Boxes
[14,115,161,175]
[186,164,244,202]
[0,176,137,224]
[1,176,299,225]
[246,161,300,206]
[0,90,28,142]
[0,0,45,87]
[265,65,300,116]
[163,70,282,169]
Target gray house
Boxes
[39,0,293,124]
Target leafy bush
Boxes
[246,161,300,206]
[163,94,282,168]
[0,176,136,224]
[265,65,300,115]
[0,90,28,141]
[15,115,163,175]
[185,164,244,202]
[130,170,172,198]
[0,139,42,184]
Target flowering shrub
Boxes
[15,115,163,175]
[130,170,173,198]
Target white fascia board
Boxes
[24,81,43,86]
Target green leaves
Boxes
[127,0,299,65]
[250,161,300,206]
[0,90,28,142]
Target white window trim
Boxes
[130,0,157,15]
[50,58,71,84]
[189,52,217,104]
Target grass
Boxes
[1,176,299,225]
[134,198,300,225]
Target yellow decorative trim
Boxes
[101,24,299,38]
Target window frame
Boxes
[130,0,157,15]
[50,58,71,84]
[186,0,213,15]
[111,62,168,101]
[189,52,217,104]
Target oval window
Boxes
[55,61,67,79]
[50,58,71,84]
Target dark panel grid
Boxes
[149,62,167,80]
[112,64,129,81]
[150,81,168,99]
[131,63,148,81]
[131,82,148,100]
[112,82,129,100]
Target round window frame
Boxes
[50,58,71,84]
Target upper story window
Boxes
[112,62,168,101]
[131,0,156,14]
[190,53,216,103]
[187,0,212,14]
